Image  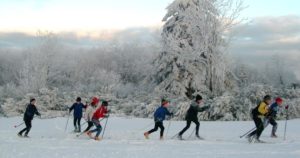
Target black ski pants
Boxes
[179,119,200,136]
[19,119,32,136]
[148,121,165,137]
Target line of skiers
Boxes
[68,97,109,140]
[17,94,285,142]
[247,95,284,143]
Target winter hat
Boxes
[275,97,283,103]
[195,95,202,101]
[30,98,36,103]
[161,98,169,105]
[263,95,272,101]
[76,97,81,102]
[91,97,100,105]
[102,101,108,106]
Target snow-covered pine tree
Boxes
[151,0,241,98]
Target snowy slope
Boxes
[0,117,299,158]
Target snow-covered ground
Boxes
[0,117,299,158]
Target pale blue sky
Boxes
[0,0,299,34]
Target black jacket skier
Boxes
[18,98,41,137]
[178,95,209,139]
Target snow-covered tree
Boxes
[150,0,243,98]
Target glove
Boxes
[170,113,174,116]
[204,105,210,110]
[104,114,110,118]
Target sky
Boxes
[0,0,300,33]
[0,0,300,78]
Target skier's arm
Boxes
[35,108,41,116]
[69,104,75,113]
[165,108,173,116]
[197,105,210,112]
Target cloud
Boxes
[229,15,300,79]
[0,27,161,50]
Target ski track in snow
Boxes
[0,117,299,158]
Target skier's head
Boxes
[275,97,283,106]
[102,101,108,107]
[195,95,203,104]
[30,98,36,105]
[263,95,272,105]
[91,97,100,106]
[161,98,170,107]
[76,97,81,102]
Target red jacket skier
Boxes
[87,101,109,141]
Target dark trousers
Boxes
[179,119,200,136]
[148,121,165,137]
[19,119,32,136]
[90,119,102,137]
[83,121,94,132]
[269,117,278,135]
[74,117,81,131]
[248,116,264,139]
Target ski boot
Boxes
[160,136,164,140]
[271,133,278,138]
[94,137,101,141]
[196,135,204,140]
[177,134,183,140]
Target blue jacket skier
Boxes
[144,99,173,140]
[69,97,86,132]
[267,97,283,138]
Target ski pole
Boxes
[284,105,289,141]
[81,121,87,127]
[14,122,24,128]
[188,128,196,139]
[65,113,70,132]
[240,127,256,138]
[101,116,109,139]
[171,132,179,139]
[165,117,172,137]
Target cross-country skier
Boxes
[86,101,109,141]
[83,97,99,133]
[177,95,209,140]
[69,97,85,133]
[267,97,283,138]
[247,95,272,143]
[18,98,41,138]
[144,99,173,140]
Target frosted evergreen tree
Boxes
[151,0,243,98]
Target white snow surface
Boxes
[0,117,299,158]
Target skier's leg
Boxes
[24,120,32,136]
[95,124,103,137]
[269,118,278,137]
[179,120,192,136]
[148,122,159,134]
[84,121,93,132]
[255,118,264,140]
[18,127,27,135]
[193,120,200,136]
[90,120,100,133]
[158,122,165,138]
[248,116,260,137]
[77,117,81,132]
[73,117,77,131]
